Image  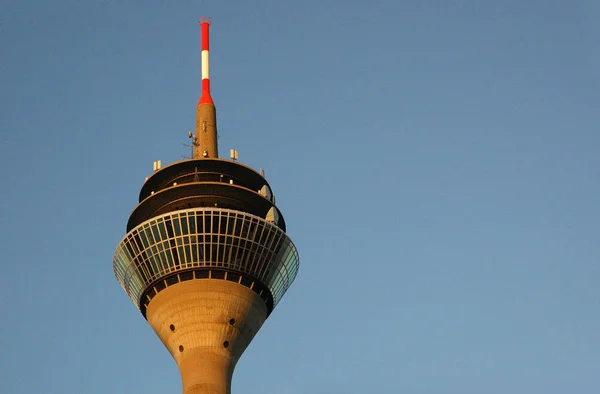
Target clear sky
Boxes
[1,1,599,393]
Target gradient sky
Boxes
[1,1,599,393]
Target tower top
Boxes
[198,16,212,25]
[195,16,218,158]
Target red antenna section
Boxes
[198,17,213,105]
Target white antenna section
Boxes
[230,149,239,161]
[259,168,265,177]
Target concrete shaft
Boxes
[146,280,268,394]
[195,103,218,158]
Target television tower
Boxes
[113,18,299,394]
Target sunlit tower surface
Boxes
[113,18,299,394]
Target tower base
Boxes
[146,279,268,394]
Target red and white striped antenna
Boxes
[198,16,213,105]
[194,16,218,159]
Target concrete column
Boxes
[195,104,219,158]
[146,279,267,394]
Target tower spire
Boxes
[195,16,218,158]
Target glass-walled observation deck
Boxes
[113,208,299,315]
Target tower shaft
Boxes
[146,280,267,394]
[195,102,218,159]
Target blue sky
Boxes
[1,1,599,393]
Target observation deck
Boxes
[113,159,299,317]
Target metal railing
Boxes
[113,208,299,311]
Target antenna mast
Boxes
[195,16,218,159]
